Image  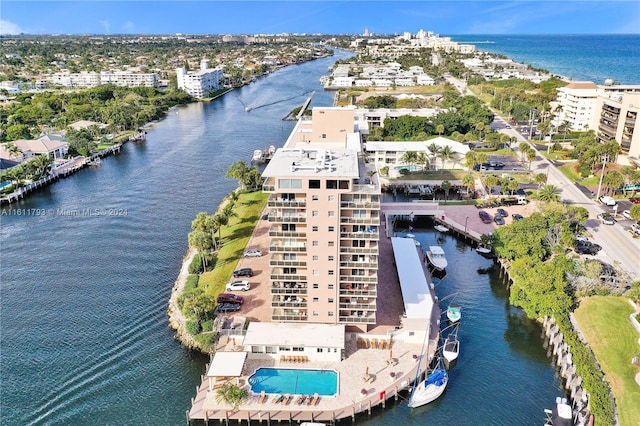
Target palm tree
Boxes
[436,124,445,136]
[215,383,248,409]
[427,143,441,170]
[505,178,520,195]
[439,145,455,170]
[416,152,427,171]
[537,184,561,202]
[441,180,452,203]
[400,151,418,170]
[465,151,477,170]
[526,149,536,170]
[462,173,476,196]
[188,230,212,272]
[534,173,548,189]
[31,154,52,179]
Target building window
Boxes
[328,256,334,261]
[328,298,334,303]
[326,180,337,189]
[313,283,319,289]
[309,180,320,189]
[312,241,319,247]
[409,332,415,336]
[328,270,334,275]
[279,347,291,351]
[312,255,319,261]
[312,269,319,276]
[293,347,304,352]
[321,133,327,139]
[328,241,334,247]
[328,195,335,201]
[312,211,319,217]
[328,226,335,232]
[317,348,323,353]
[312,195,319,201]
[313,311,319,316]
[278,179,302,189]
[312,226,318,232]
[328,311,334,316]
[313,297,319,302]
[328,211,335,217]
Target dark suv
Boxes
[216,293,245,304]
[574,241,601,255]
[232,268,253,278]
[478,210,492,223]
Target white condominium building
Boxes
[556,82,599,131]
[99,71,157,87]
[38,70,158,89]
[261,107,380,331]
[176,59,223,99]
[593,92,640,160]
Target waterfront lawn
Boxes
[198,191,268,293]
[557,164,599,187]
[573,296,640,426]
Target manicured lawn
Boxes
[198,191,268,293]
[557,164,600,187]
[573,296,640,426]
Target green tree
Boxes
[602,170,624,196]
[462,173,475,195]
[537,184,561,202]
[439,145,455,170]
[526,149,536,170]
[400,151,418,169]
[441,180,452,203]
[427,143,441,169]
[215,383,249,409]
[534,172,548,189]
[629,204,640,221]
[5,124,31,141]
[188,230,212,271]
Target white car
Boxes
[599,195,616,206]
[622,210,632,220]
[597,213,615,225]
[243,248,262,257]
[225,280,250,291]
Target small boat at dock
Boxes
[443,331,460,365]
[446,303,461,323]
[434,224,449,233]
[407,358,448,408]
[426,245,448,271]
[544,397,574,426]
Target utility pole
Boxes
[595,153,609,200]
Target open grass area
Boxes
[197,191,268,293]
[557,164,600,187]
[573,296,640,426]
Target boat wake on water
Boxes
[244,90,314,112]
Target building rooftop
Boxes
[243,322,346,348]
[391,237,435,321]
[262,147,360,178]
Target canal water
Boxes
[0,49,561,425]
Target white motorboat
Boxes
[407,359,448,408]
[544,397,574,426]
[434,224,449,233]
[426,246,448,270]
[476,245,492,255]
[446,303,461,323]
[442,332,460,364]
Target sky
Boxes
[1,1,639,36]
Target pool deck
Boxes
[188,334,434,423]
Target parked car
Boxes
[599,195,616,206]
[243,248,262,257]
[629,197,640,204]
[497,208,508,217]
[574,241,601,255]
[215,303,241,313]
[225,280,250,291]
[478,210,492,224]
[233,268,253,278]
[597,213,615,225]
[512,213,524,221]
[630,222,640,236]
[493,214,505,225]
[622,210,632,220]
[217,293,245,304]
[574,234,589,242]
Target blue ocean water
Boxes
[450,34,640,85]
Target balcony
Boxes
[340,216,380,225]
[338,312,376,323]
[269,214,308,223]
[340,201,380,209]
[270,244,307,253]
[352,184,380,194]
[339,259,378,268]
[268,230,307,238]
[339,246,378,254]
[271,309,308,321]
[340,231,379,240]
[268,199,307,208]
[340,275,377,283]
[269,259,307,267]
[270,273,308,281]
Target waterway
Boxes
[1,49,561,425]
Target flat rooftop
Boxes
[391,237,435,321]
[243,322,346,349]
[262,147,360,178]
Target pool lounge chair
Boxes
[258,391,267,404]
[283,393,291,405]
[297,394,306,405]
[310,392,319,406]
[272,394,283,404]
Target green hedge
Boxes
[185,320,201,336]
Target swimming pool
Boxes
[248,368,338,396]
[394,164,419,171]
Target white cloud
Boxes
[99,20,110,33]
[123,21,135,33]
[0,19,24,35]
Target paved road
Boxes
[444,75,640,280]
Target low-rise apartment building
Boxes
[176,59,223,98]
